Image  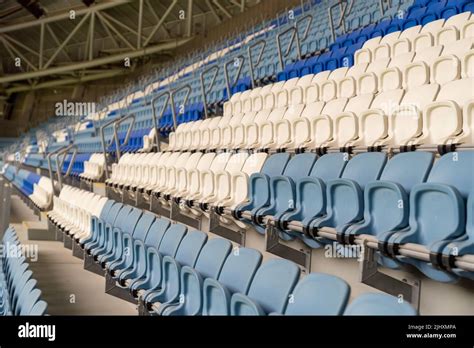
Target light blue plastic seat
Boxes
[27,300,48,316]
[234,153,291,225]
[126,218,171,292]
[343,152,434,268]
[86,202,124,255]
[280,273,350,315]
[383,151,474,282]
[145,230,208,313]
[79,199,115,244]
[134,224,187,298]
[441,192,474,280]
[344,293,417,315]
[161,238,232,316]
[307,152,387,248]
[279,153,348,246]
[104,207,144,271]
[93,204,135,262]
[255,153,318,235]
[202,247,262,315]
[230,259,300,316]
[113,211,157,280]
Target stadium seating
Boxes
[0,227,48,315]
[2,0,473,318]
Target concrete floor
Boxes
[9,196,137,315]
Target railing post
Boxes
[224,55,245,99]
[112,114,136,161]
[200,65,219,119]
[151,91,171,153]
[247,39,267,89]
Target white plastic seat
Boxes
[413,19,445,52]
[173,152,217,200]
[442,37,474,58]
[246,107,287,149]
[215,152,268,211]
[462,18,474,38]
[388,51,415,69]
[392,25,422,56]
[423,78,474,146]
[355,36,383,64]
[180,152,232,208]
[384,62,440,148]
[332,77,375,148]
[462,49,474,78]
[357,68,405,147]
[373,31,401,60]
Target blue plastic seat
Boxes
[234,153,291,225]
[202,247,262,315]
[279,153,349,246]
[145,230,208,312]
[130,224,187,297]
[230,259,300,315]
[382,151,474,283]
[307,152,387,248]
[341,152,434,267]
[252,153,317,235]
[161,238,232,315]
[300,55,319,76]
[281,273,350,315]
[441,192,474,280]
[345,293,417,315]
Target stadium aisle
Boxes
[9,196,136,315]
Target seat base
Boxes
[105,273,137,304]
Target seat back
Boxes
[342,153,387,190]
[284,273,350,315]
[144,218,171,249]
[344,293,417,315]
[242,259,300,314]
[157,224,188,257]
[174,230,208,267]
[194,238,232,279]
[309,153,348,182]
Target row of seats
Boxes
[355,12,473,64]
[79,153,106,182]
[166,51,473,154]
[233,151,474,283]
[2,165,53,211]
[0,227,48,315]
[47,192,417,315]
[105,152,269,224]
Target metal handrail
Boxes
[200,65,219,119]
[296,14,313,43]
[247,39,267,88]
[112,113,136,161]
[328,0,350,43]
[151,91,171,152]
[100,117,121,180]
[276,26,301,71]
[224,55,245,100]
[170,84,192,131]
[53,144,77,192]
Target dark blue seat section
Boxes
[305,152,387,248]
[230,259,300,315]
[246,153,318,235]
[278,153,349,244]
[234,153,291,224]
[379,151,474,283]
[202,247,262,315]
[160,238,233,316]
[344,293,417,315]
